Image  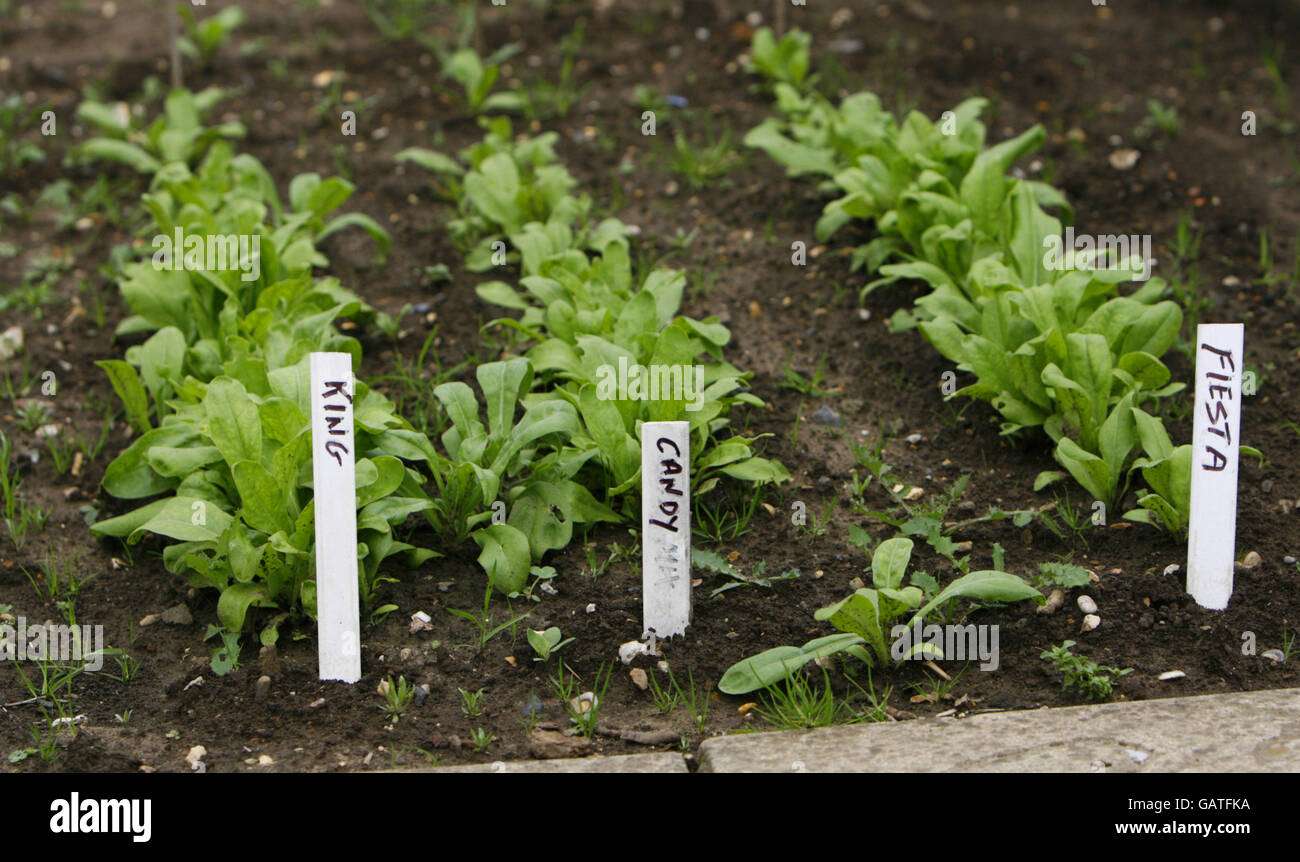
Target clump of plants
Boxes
[1041,640,1132,701]
[719,537,1042,694]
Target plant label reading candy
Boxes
[1186,324,1244,611]
[642,421,691,639]
[310,352,362,682]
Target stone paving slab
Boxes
[696,688,1300,773]
[396,752,688,773]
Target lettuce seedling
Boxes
[720,538,1042,694]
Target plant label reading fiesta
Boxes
[1186,324,1245,610]
[310,352,362,683]
[642,421,691,639]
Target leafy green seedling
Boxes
[380,675,414,722]
[721,537,1042,693]
[526,626,574,662]
[1040,640,1131,700]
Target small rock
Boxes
[1261,479,1274,494]
[1138,612,1154,629]
[1077,595,1099,614]
[663,180,679,197]
[1284,556,1297,565]
[0,326,23,361]
[619,640,649,664]
[1262,649,1286,664]
[413,684,430,707]
[1234,551,1262,571]
[1163,563,1181,576]
[809,405,842,426]
[159,604,193,625]
[902,487,925,502]
[815,476,834,494]
[629,668,649,690]
[856,308,872,322]
[254,675,272,703]
[138,613,161,627]
[527,728,591,759]
[185,745,207,772]
[585,603,596,613]
[436,580,454,592]
[257,754,274,766]
[904,433,923,445]
[308,698,326,709]
[1038,588,1065,615]
[1109,148,1141,170]
[540,581,559,596]
[570,692,598,715]
[409,611,434,634]
[1158,670,1186,681]
[1080,614,1101,632]
[521,694,544,718]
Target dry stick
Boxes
[169,0,182,89]
[923,660,952,682]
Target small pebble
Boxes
[810,405,842,426]
[1262,649,1286,664]
[1163,563,1180,576]
[1077,595,1098,614]
[1158,670,1186,681]
[1080,614,1101,632]
[585,603,596,613]
[1109,148,1141,170]
[904,433,923,445]
[1284,556,1297,565]
[254,675,272,703]
[413,684,430,708]
[629,668,649,690]
[1235,551,1262,571]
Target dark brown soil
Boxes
[1,0,1298,772]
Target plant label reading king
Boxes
[1186,324,1244,610]
[642,421,691,639]
[310,352,362,683]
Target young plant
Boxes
[526,626,574,662]
[720,537,1042,694]
[177,4,246,67]
[1040,640,1132,701]
[380,675,415,723]
[447,583,532,651]
[459,687,485,717]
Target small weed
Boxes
[671,667,710,732]
[459,687,485,717]
[380,675,415,723]
[469,727,495,753]
[1041,640,1132,700]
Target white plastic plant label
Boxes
[641,421,691,639]
[310,352,362,682]
[1186,324,1245,610]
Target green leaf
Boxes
[471,523,531,594]
[95,360,151,433]
[910,570,1043,624]
[205,377,262,466]
[718,633,864,695]
[870,536,913,590]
